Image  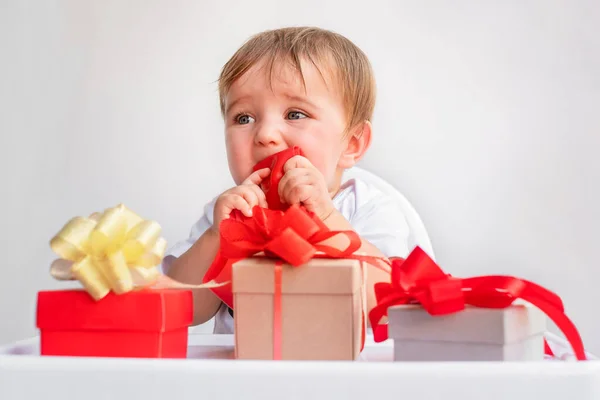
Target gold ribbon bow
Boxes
[50,204,226,300]
[50,204,167,300]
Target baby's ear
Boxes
[338,121,372,169]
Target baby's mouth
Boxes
[253,146,304,169]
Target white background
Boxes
[1,0,598,354]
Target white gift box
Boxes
[388,303,547,362]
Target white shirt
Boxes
[161,177,412,334]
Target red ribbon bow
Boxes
[369,246,587,361]
[203,204,363,309]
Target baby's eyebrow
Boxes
[225,96,252,114]
[283,93,320,110]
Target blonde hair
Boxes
[218,27,376,132]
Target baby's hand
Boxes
[278,156,335,220]
[212,168,270,233]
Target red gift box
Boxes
[36,289,193,358]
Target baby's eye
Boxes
[287,111,307,120]
[236,114,255,125]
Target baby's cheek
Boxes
[225,135,253,180]
[227,154,250,184]
[310,160,335,186]
[319,160,344,192]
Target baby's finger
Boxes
[278,168,311,199]
[242,168,271,186]
[238,186,260,209]
[224,194,254,217]
[283,184,312,206]
[248,184,268,208]
[283,155,313,172]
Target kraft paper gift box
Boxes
[388,303,547,362]
[36,289,193,358]
[232,257,364,360]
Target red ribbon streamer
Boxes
[368,246,587,361]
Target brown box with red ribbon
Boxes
[388,303,547,361]
[232,257,365,360]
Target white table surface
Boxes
[1,332,599,400]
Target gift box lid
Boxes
[36,289,193,332]
[232,258,362,295]
[388,302,546,344]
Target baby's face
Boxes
[223,58,349,191]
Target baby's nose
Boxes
[254,121,284,147]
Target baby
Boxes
[162,27,411,333]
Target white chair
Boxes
[342,166,435,260]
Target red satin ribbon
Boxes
[369,246,587,361]
[204,205,363,306]
[252,146,305,211]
